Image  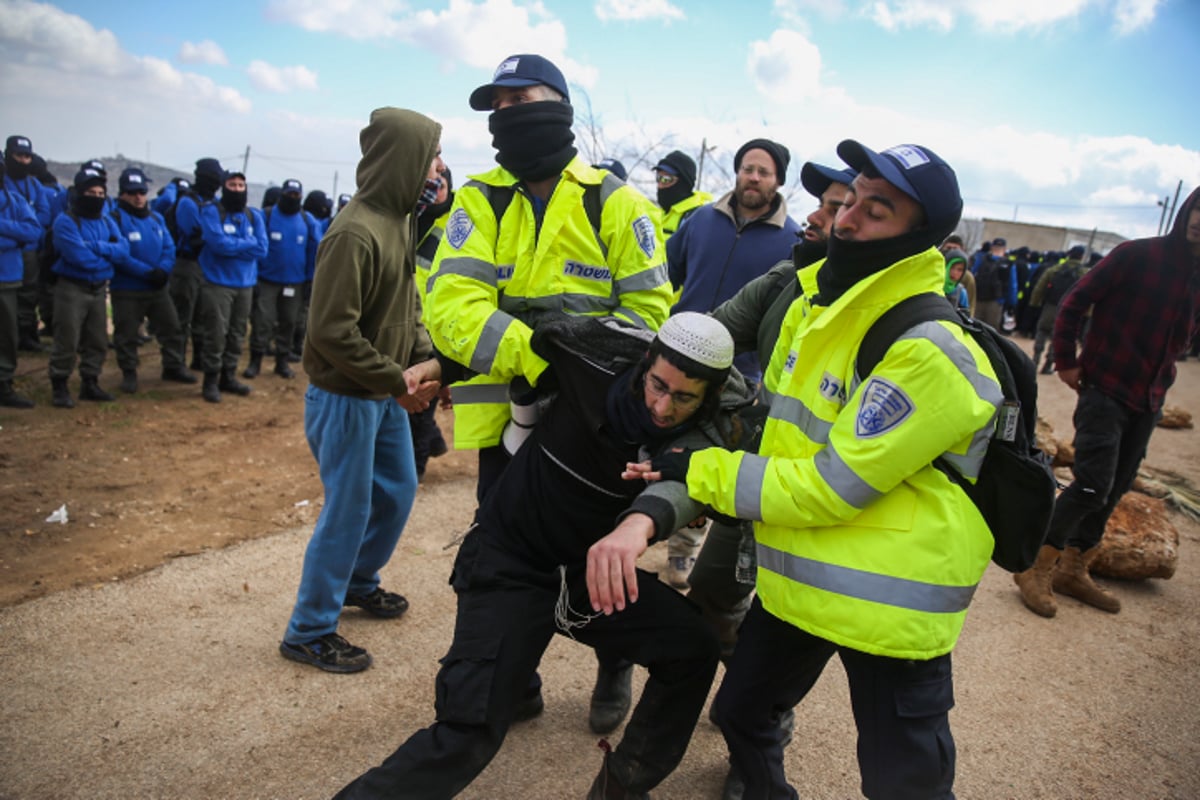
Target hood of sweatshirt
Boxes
[354,107,442,218]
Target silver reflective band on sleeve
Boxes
[757,542,978,614]
[431,255,499,287]
[769,395,833,444]
[469,311,515,375]
[613,306,649,330]
[500,292,614,317]
[450,382,511,405]
[813,442,882,510]
[613,263,669,295]
[900,321,1004,408]
[734,454,770,520]
[939,421,992,481]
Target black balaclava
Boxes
[815,216,957,305]
[220,186,248,214]
[278,194,301,214]
[488,100,577,182]
[117,198,151,219]
[303,191,331,220]
[193,173,220,200]
[657,180,693,213]
[74,192,106,219]
[4,151,30,181]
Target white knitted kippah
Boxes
[656,312,734,371]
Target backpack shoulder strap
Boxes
[857,293,959,381]
[583,179,607,240]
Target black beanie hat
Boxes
[654,150,697,191]
[194,157,224,182]
[734,138,790,185]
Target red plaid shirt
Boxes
[1054,189,1200,413]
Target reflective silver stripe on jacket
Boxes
[757,541,978,614]
[768,394,833,444]
[814,440,882,510]
[469,311,517,375]
[450,382,509,405]
[499,292,615,317]
[427,255,500,297]
[734,453,770,520]
[613,306,650,330]
[613,262,669,295]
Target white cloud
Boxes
[1113,0,1161,34]
[0,0,251,112]
[178,39,228,66]
[747,29,824,101]
[864,0,1159,34]
[594,0,685,23]
[267,0,598,90]
[246,60,319,93]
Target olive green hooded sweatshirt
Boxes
[303,108,441,398]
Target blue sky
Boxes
[1,0,1197,239]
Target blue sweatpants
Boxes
[284,385,418,644]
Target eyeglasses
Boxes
[738,164,775,179]
[646,373,702,410]
[655,172,678,187]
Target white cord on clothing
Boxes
[554,564,602,638]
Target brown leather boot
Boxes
[1053,546,1121,613]
[1013,544,1060,618]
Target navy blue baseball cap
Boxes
[118,167,151,194]
[282,178,303,195]
[836,140,962,231]
[594,158,627,181]
[799,162,856,200]
[469,54,570,111]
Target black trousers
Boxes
[714,597,956,800]
[409,401,445,476]
[1045,387,1160,551]
[333,533,720,799]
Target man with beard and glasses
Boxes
[108,167,187,395]
[422,53,672,730]
[651,150,711,242]
[46,167,129,408]
[659,138,802,596]
[195,168,267,402]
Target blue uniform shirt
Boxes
[51,211,128,283]
[257,207,320,285]
[197,203,267,288]
[110,207,176,291]
[0,190,43,282]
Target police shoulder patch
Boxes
[855,377,914,438]
[632,214,656,258]
[446,207,474,250]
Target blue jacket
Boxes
[173,192,214,259]
[51,211,128,283]
[668,190,801,382]
[109,206,176,291]
[151,182,180,216]
[0,190,43,282]
[258,207,320,285]
[3,174,49,251]
[197,203,267,288]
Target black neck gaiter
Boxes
[815,225,946,305]
[604,365,696,446]
[193,174,220,199]
[5,155,30,181]
[277,195,301,215]
[220,190,248,214]
[74,194,106,219]
[117,199,151,219]
[488,101,577,182]
[792,238,829,270]
[657,182,692,212]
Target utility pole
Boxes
[1157,195,1170,236]
[695,138,717,191]
[332,170,338,201]
[1166,180,1183,232]
[1013,204,1019,221]
[242,145,251,176]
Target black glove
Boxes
[147,268,169,289]
[650,448,694,483]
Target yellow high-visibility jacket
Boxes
[685,247,1002,660]
[424,157,672,449]
[658,190,713,240]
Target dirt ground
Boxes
[1,335,1199,799]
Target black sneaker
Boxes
[344,587,409,619]
[279,633,372,673]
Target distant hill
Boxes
[44,156,271,205]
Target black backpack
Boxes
[165,189,208,256]
[857,293,1058,573]
[1044,261,1085,306]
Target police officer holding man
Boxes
[423,52,673,726]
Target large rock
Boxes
[1088,492,1179,580]
[1158,405,1193,429]
[1036,417,1073,466]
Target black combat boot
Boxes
[79,376,115,402]
[274,353,295,379]
[120,369,138,394]
[51,377,74,408]
[219,367,252,396]
[242,351,263,379]
[202,372,221,403]
[589,663,634,734]
[0,379,34,408]
[162,365,198,384]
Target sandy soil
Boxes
[0,339,1197,799]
